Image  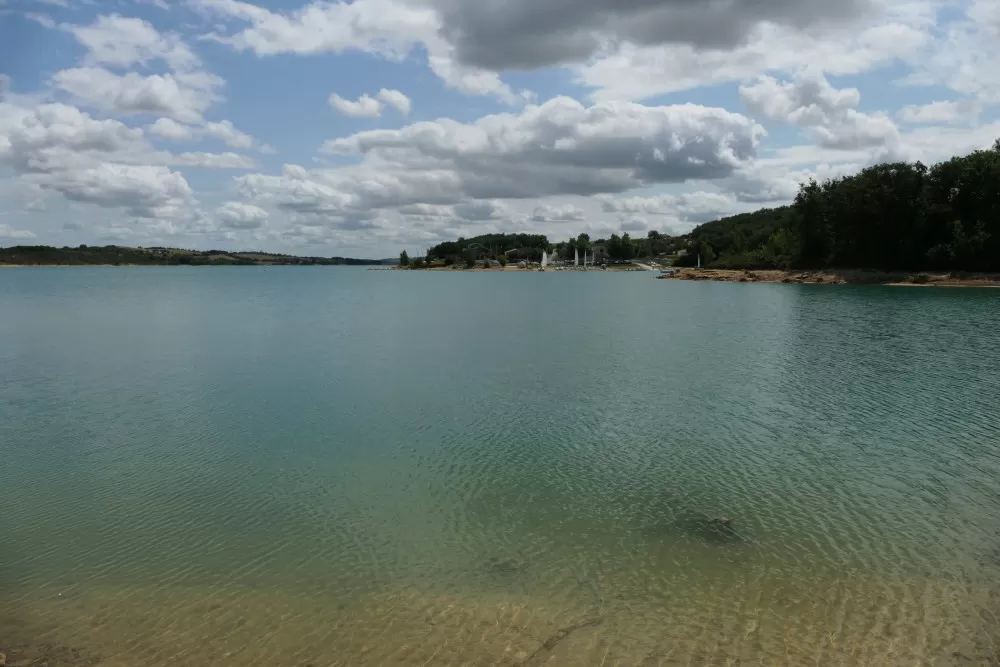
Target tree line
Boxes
[0,245,387,266]
[678,141,1000,272]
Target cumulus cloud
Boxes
[69,14,200,72]
[217,201,269,229]
[149,117,196,141]
[148,117,269,152]
[574,16,929,101]
[901,0,1000,105]
[0,101,256,230]
[5,103,147,173]
[434,0,870,71]
[531,204,584,223]
[601,191,740,223]
[326,89,412,118]
[54,68,223,124]
[202,120,254,149]
[376,88,411,115]
[897,100,981,125]
[26,163,194,219]
[0,224,38,240]
[172,151,257,169]
[230,97,759,239]
[739,73,899,150]
[195,0,520,102]
[323,96,762,195]
[195,0,872,100]
[398,203,453,217]
[328,93,382,118]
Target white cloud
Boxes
[897,100,980,125]
[202,120,254,149]
[25,13,57,29]
[195,0,873,102]
[575,17,929,101]
[0,224,38,240]
[195,0,520,102]
[230,98,760,242]
[217,201,268,229]
[901,0,1000,105]
[68,14,200,72]
[25,163,194,219]
[148,117,268,152]
[398,203,453,217]
[53,68,223,124]
[328,93,382,119]
[739,73,899,150]
[5,103,147,173]
[1,101,254,232]
[377,88,411,115]
[149,117,195,141]
[172,151,257,169]
[322,96,762,197]
[601,191,741,224]
[531,204,585,222]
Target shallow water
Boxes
[2,267,1000,665]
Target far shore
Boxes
[386,264,1000,287]
[660,268,1000,288]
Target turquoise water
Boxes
[2,267,1000,665]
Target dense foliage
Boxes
[673,207,794,268]
[426,233,550,261]
[0,245,386,266]
[677,141,1000,271]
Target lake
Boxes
[2,267,999,665]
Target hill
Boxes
[0,245,390,266]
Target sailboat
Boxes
[574,247,579,267]
[540,250,548,271]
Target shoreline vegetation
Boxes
[398,142,1000,287]
[0,245,391,267]
[386,261,1000,287]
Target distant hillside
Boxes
[0,245,390,266]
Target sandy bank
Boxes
[661,268,1000,287]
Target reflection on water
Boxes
[2,269,1000,665]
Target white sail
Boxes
[541,251,548,268]
[574,247,579,266]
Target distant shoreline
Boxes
[0,264,364,268]
[660,268,1000,288]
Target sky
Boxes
[1,0,999,258]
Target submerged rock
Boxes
[485,556,526,574]
[667,512,749,544]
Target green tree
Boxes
[399,250,410,267]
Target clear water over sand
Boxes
[2,267,1000,665]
